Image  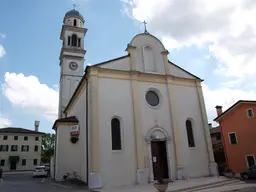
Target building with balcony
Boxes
[214,100,256,174]
[0,121,45,171]
[209,124,226,174]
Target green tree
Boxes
[41,133,55,163]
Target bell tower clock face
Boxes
[69,62,78,70]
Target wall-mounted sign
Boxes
[70,125,79,136]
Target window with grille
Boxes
[34,145,38,152]
[0,159,5,166]
[21,145,29,152]
[11,145,18,152]
[22,159,26,166]
[0,145,8,152]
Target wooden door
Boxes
[151,141,169,180]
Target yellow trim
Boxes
[130,72,144,169]
[90,69,100,172]
[66,67,200,115]
[196,82,215,163]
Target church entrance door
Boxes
[151,141,169,180]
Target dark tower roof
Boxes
[64,9,84,22]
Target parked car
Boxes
[32,166,48,177]
[240,165,256,180]
[43,164,50,171]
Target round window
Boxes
[145,91,159,107]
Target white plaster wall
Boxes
[56,89,87,181]
[130,34,166,74]
[98,77,136,187]
[99,57,130,71]
[138,82,176,179]
[59,53,84,118]
[171,84,209,178]
[0,134,43,172]
[68,88,87,182]
[169,64,196,79]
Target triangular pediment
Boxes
[169,61,201,80]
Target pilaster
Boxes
[196,82,215,163]
[161,50,170,75]
[126,44,137,71]
[166,77,185,179]
[130,72,146,184]
[89,69,102,189]
[196,82,217,176]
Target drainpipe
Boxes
[86,80,89,184]
[53,128,57,179]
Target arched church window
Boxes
[74,19,77,26]
[72,34,77,47]
[186,119,195,147]
[143,45,157,72]
[111,118,122,150]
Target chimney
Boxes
[34,121,40,132]
[215,105,223,116]
[208,123,212,129]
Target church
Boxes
[52,8,218,189]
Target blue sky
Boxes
[1,0,256,133]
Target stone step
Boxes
[187,180,244,192]
[168,179,240,192]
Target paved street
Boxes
[228,187,256,192]
[0,172,87,192]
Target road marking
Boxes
[51,182,72,188]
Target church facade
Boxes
[52,9,218,189]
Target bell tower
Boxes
[58,8,87,118]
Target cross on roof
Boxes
[73,3,76,9]
[143,20,148,34]
[143,20,147,33]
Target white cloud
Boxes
[0,45,6,58]
[2,72,58,121]
[0,116,12,128]
[0,33,6,39]
[122,0,256,77]
[202,84,256,124]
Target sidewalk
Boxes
[94,177,231,192]
[3,171,32,175]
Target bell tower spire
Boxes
[58,9,87,118]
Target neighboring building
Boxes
[0,121,45,171]
[214,100,256,174]
[209,124,226,174]
[53,8,218,190]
